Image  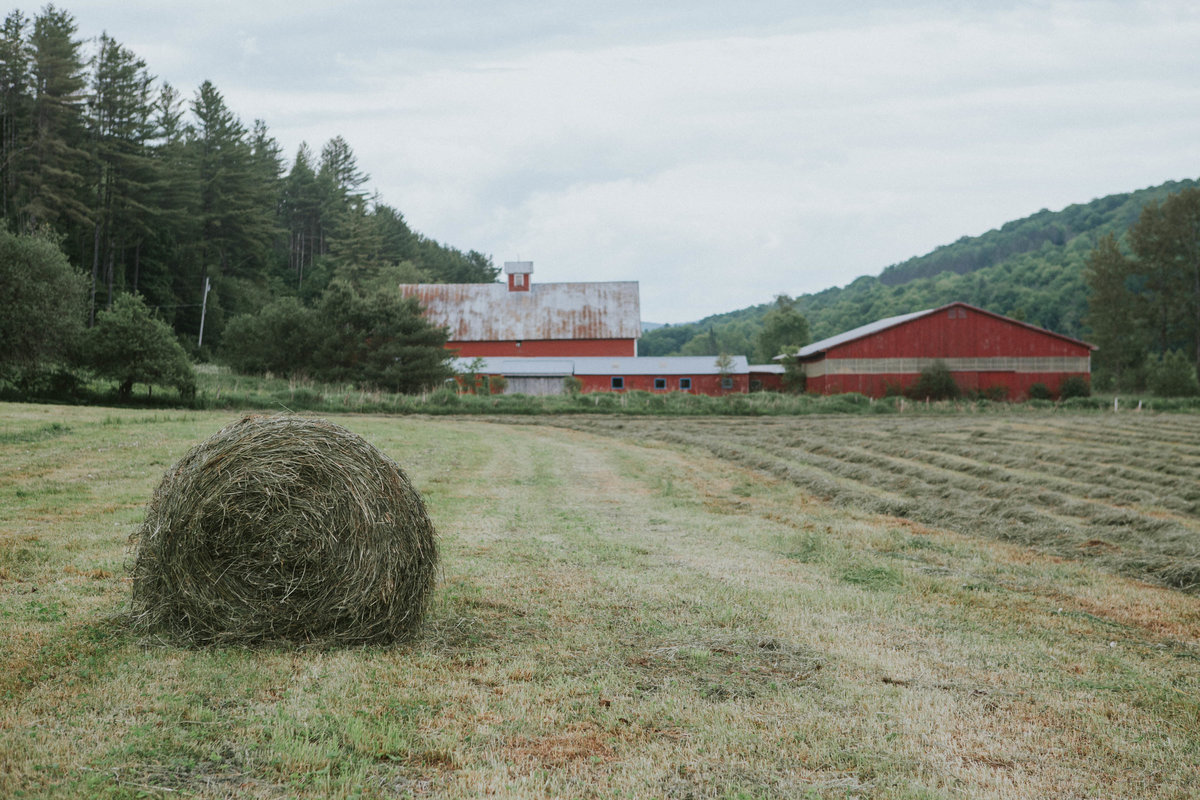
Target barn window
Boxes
[611,376,624,390]
[721,377,734,389]
[653,378,666,390]
[679,378,692,391]
[514,273,524,287]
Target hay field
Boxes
[1,403,1198,799]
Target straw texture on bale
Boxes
[130,415,437,645]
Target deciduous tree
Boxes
[0,227,87,377]
[755,294,811,363]
[84,293,195,399]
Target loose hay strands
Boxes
[129,415,438,646]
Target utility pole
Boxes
[197,276,212,348]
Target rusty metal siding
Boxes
[400,281,641,342]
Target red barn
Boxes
[451,356,751,396]
[400,261,640,357]
[793,302,1094,399]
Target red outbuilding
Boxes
[400,261,641,358]
[791,302,1094,399]
[451,356,751,396]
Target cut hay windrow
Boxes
[129,415,438,646]
[551,415,1200,593]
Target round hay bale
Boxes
[130,415,438,645]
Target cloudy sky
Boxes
[64,0,1200,323]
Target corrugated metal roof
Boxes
[451,358,574,376]
[572,356,749,376]
[452,355,750,376]
[795,308,932,358]
[401,281,641,341]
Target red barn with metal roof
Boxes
[451,356,751,395]
[399,261,641,357]
[793,302,1094,399]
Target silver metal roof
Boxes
[571,355,749,376]
[795,308,932,358]
[451,358,574,376]
[452,355,750,376]
[401,281,641,341]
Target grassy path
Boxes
[1,404,1198,798]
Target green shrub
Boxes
[981,385,1008,401]
[906,361,959,400]
[1147,350,1200,397]
[1058,375,1091,399]
[221,297,323,376]
[1029,383,1053,400]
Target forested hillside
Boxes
[0,6,496,354]
[640,179,1199,359]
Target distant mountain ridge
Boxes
[638,177,1199,358]
[877,180,1197,286]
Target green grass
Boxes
[554,414,1200,593]
[1,402,1198,798]
[10,364,1200,417]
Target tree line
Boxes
[0,7,496,344]
[1,5,493,397]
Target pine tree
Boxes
[87,33,158,321]
[140,83,200,323]
[184,81,279,336]
[0,10,31,224]
[22,5,90,233]
[280,142,323,291]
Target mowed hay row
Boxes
[554,414,1200,593]
[964,417,1200,474]
[129,415,439,646]
[833,432,1200,517]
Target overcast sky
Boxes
[63,0,1200,323]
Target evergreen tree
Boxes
[141,83,200,318]
[0,10,31,223]
[313,281,452,392]
[281,141,322,291]
[86,33,157,322]
[182,81,279,339]
[21,5,90,233]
